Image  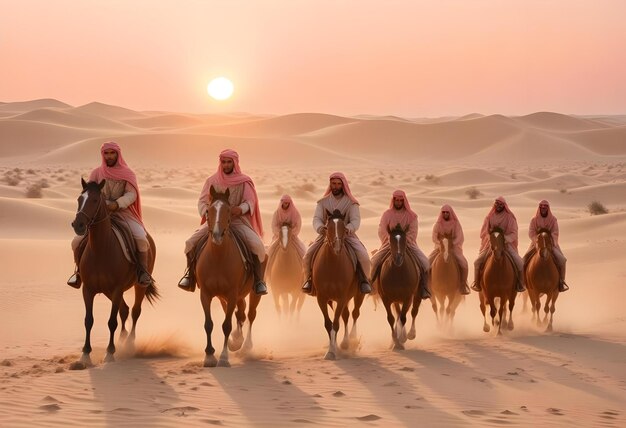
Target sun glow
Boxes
[207,77,234,100]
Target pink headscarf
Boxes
[272,195,302,237]
[88,142,143,225]
[480,196,518,251]
[530,200,559,246]
[198,149,263,236]
[432,204,464,250]
[379,190,418,244]
[322,172,359,204]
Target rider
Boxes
[301,172,372,295]
[525,199,569,292]
[371,190,432,299]
[429,204,471,295]
[67,142,152,288]
[177,149,268,295]
[472,196,525,293]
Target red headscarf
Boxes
[480,196,518,250]
[198,149,263,236]
[379,190,418,243]
[322,172,359,204]
[433,204,464,250]
[530,199,559,246]
[88,142,143,225]
[273,195,302,237]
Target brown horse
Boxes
[71,179,158,365]
[196,186,263,367]
[478,229,517,335]
[430,235,464,325]
[375,224,421,350]
[311,209,365,360]
[525,230,560,332]
[267,223,305,319]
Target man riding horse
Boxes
[302,172,372,295]
[178,149,268,295]
[67,142,153,288]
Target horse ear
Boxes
[325,209,332,218]
[81,177,87,190]
[404,224,410,233]
[387,225,392,234]
[224,188,230,199]
[98,179,106,190]
[210,185,217,199]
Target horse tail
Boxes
[145,282,161,305]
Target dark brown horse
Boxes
[478,229,517,335]
[430,235,464,325]
[525,229,560,332]
[311,209,364,360]
[196,186,263,367]
[71,179,158,365]
[374,224,421,350]
[267,223,305,319]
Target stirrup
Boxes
[138,271,153,288]
[178,275,196,292]
[67,273,81,289]
[559,281,569,292]
[471,282,481,292]
[302,280,312,294]
[254,281,268,296]
[461,283,471,295]
[359,281,372,294]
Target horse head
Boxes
[439,233,452,263]
[489,227,505,260]
[71,178,106,236]
[280,222,292,250]
[207,185,231,245]
[325,209,346,255]
[388,223,408,266]
[537,228,553,259]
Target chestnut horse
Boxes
[374,224,421,350]
[430,235,464,325]
[525,229,560,332]
[71,179,158,365]
[311,209,364,360]
[267,223,305,319]
[196,186,263,367]
[478,229,517,335]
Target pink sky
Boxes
[1,0,625,116]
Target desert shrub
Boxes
[466,187,482,200]
[587,201,608,215]
[424,174,440,184]
[25,183,44,198]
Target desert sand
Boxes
[0,99,625,427]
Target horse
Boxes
[374,224,421,351]
[195,186,263,367]
[478,229,517,335]
[267,223,305,319]
[71,179,158,365]
[311,209,365,360]
[525,229,560,332]
[430,234,464,325]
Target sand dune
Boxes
[1,99,625,427]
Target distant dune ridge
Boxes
[0,99,625,427]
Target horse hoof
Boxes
[407,330,416,340]
[203,355,217,368]
[340,341,349,351]
[217,359,231,368]
[324,352,336,361]
[80,353,93,366]
[545,325,553,333]
[104,353,115,363]
[497,330,503,336]
[483,325,490,333]
[228,338,244,352]
[507,321,514,331]
[392,343,405,351]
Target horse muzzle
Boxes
[71,220,87,236]
[393,254,404,267]
[211,231,225,245]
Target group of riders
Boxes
[68,143,569,297]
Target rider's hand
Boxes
[106,201,119,212]
[231,206,243,217]
[317,226,327,235]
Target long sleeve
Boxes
[293,211,302,236]
[431,223,440,245]
[241,182,256,216]
[197,179,211,218]
[552,219,560,247]
[345,203,361,233]
[115,182,137,210]
[528,218,538,242]
[378,216,388,243]
[454,222,464,248]
[504,217,518,244]
[271,211,281,239]
[407,216,418,245]
[313,202,325,233]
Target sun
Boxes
[207,77,234,100]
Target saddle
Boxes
[194,228,253,273]
[477,248,520,287]
[370,247,422,284]
[522,245,559,274]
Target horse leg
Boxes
[243,292,261,353]
[407,291,421,341]
[398,299,410,345]
[104,291,123,362]
[295,290,306,320]
[81,288,95,365]
[349,293,364,342]
[126,286,146,352]
[118,298,129,342]
[382,298,401,350]
[489,297,497,328]
[543,297,550,325]
[331,299,347,356]
[507,294,515,331]
[431,293,439,322]
[272,290,281,318]
[217,299,237,367]
[228,298,246,352]
[479,292,490,333]
[317,296,336,360]
[340,305,350,350]
[201,292,217,367]
[496,298,505,336]
[546,292,558,333]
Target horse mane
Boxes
[210,190,230,204]
[328,209,343,220]
[84,180,104,192]
[390,223,405,236]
